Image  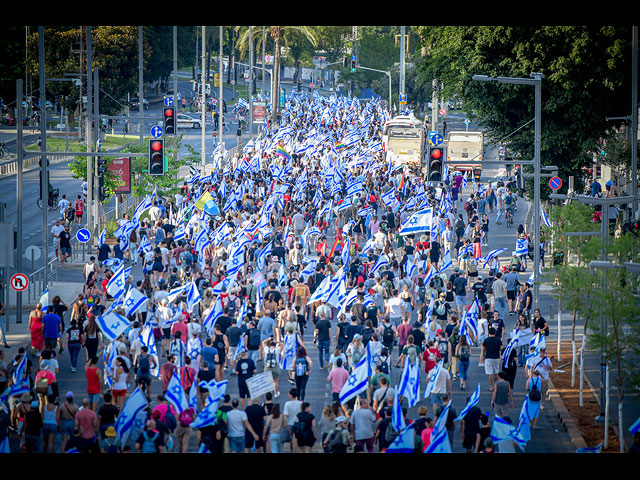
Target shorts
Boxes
[507,290,516,301]
[245,430,265,450]
[163,327,172,340]
[137,375,152,387]
[455,295,467,306]
[88,392,100,405]
[60,418,75,436]
[229,436,245,453]
[61,247,72,256]
[265,365,281,380]
[42,423,59,438]
[238,383,249,399]
[431,393,446,407]
[484,358,501,375]
[112,389,127,400]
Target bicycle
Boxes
[37,188,59,210]
[506,208,514,227]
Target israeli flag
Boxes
[173,222,186,242]
[123,287,147,317]
[226,253,245,277]
[96,311,130,342]
[336,197,352,212]
[106,264,127,300]
[233,333,248,361]
[629,415,640,435]
[256,241,273,272]
[166,372,189,414]
[454,384,481,422]
[11,352,27,385]
[503,330,521,368]
[384,423,416,453]
[424,402,452,453]
[403,259,417,278]
[482,248,506,268]
[370,254,389,276]
[139,325,160,377]
[540,202,552,228]
[391,388,406,433]
[490,415,527,448]
[99,228,107,248]
[424,359,444,399]
[199,379,228,406]
[236,298,248,325]
[202,296,223,334]
[515,237,529,256]
[398,209,433,236]
[0,378,29,403]
[516,397,531,445]
[114,387,149,444]
[299,259,318,280]
[39,288,49,312]
[167,283,189,304]
[186,281,202,312]
[576,444,603,453]
[339,355,370,405]
[439,249,452,273]
[341,237,351,267]
[190,397,221,430]
[137,236,152,256]
[397,357,420,407]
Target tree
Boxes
[414,25,634,195]
[587,232,640,452]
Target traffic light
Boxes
[427,146,444,181]
[163,106,176,135]
[96,154,106,176]
[351,57,356,73]
[148,138,165,176]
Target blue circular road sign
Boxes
[76,228,91,243]
[164,96,174,107]
[150,125,163,138]
[549,176,562,190]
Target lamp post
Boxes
[472,73,544,310]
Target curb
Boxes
[547,376,588,451]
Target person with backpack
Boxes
[136,419,164,453]
[245,321,262,365]
[436,330,451,369]
[324,416,351,453]
[455,335,472,390]
[100,426,121,453]
[262,338,282,397]
[293,401,318,453]
[525,369,543,429]
[394,334,422,369]
[377,317,396,360]
[294,346,313,401]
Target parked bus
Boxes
[446,131,484,181]
[382,115,426,170]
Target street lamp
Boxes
[472,72,544,310]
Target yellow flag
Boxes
[194,190,214,212]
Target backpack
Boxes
[295,357,308,377]
[248,328,261,350]
[104,438,119,453]
[141,430,159,453]
[293,416,311,441]
[406,345,418,364]
[65,207,75,222]
[164,411,177,431]
[528,379,542,402]
[382,325,395,346]
[179,407,196,428]
[436,301,447,317]
[362,328,373,346]
[417,286,426,303]
[326,427,347,453]
[458,344,470,362]
[437,339,448,359]
[265,348,279,369]
[379,357,390,375]
[385,422,400,444]
[468,262,478,274]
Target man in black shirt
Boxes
[235,352,256,409]
[59,225,73,265]
[244,398,267,452]
[481,327,502,392]
[314,313,332,370]
[216,308,233,335]
[351,296,367,325]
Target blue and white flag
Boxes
[0,378,29,403]
[503,330,521,368]
[391,387,406,433]
[425,401,452,453]
[482,248,506,268]
[99,228,107,248]
[106,264,127,300]
[397,357,420,407]
[576,444,603,453]
[398,209,432,235]
[11,354,27,385]
[629,415,640,435]
[166,372,189,414]
[114,387,148,444]
[454,384,481,422]
[516,397,531,445]
[403,259,417,278]
[190,397,220,430]
[123,287,147,317]
[39,288,49,312]
[370,254,389,276]
[199,379,228,406]
[384,423,416,453]
[256,241,273,272]
[424,359,444,399]
[226,253,245,277]
[515,237,529,256]
[96,311,130,342]
[202,296,223,333]
[490,415,527,448]
[186,281,201,312]
[339,355,369,405]
[439,249,452,273]
[540,203,552,228]
[233,333,248,361]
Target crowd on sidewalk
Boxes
[1,91,559,454]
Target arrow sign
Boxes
[150,125,163,138]
[76,228,91,243]
[549,177,562,190]
[431,133,443,146]
[164,96,174,107]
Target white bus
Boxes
[446,131,484,181]
[382,115,426,169]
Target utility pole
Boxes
[219,26,224,149]
[38,26,49,291]
[632,26,638,220]
[138,26,144,143]
[249,25,254,138]
[201,26,206,169]
[86,26,94,251]
[16,79,24,323]
[400,26,406,104]
[173,26,178,110]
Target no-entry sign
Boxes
[549,176,562,190]
[10,273,29,292]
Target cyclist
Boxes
[504,191,515,226]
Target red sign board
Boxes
[10,273,28,291]
[107,157,132,194]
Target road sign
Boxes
[164,96,174,107]
[10,273,28,292]
[150,125,163,138]
[24,245,41,262]
[549,177,562,190]
[431,133,443,146]
[76,228,91,243]
[439,108,446,116]
[465,118,471,125]
[399,93,407,104]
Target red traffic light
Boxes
[431,148,442,159]
[151,141,163,152]
[164,108,174,117]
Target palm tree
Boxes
[237,26,319,122]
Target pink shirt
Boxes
[327,367,350,393]
[76,407,97,439]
